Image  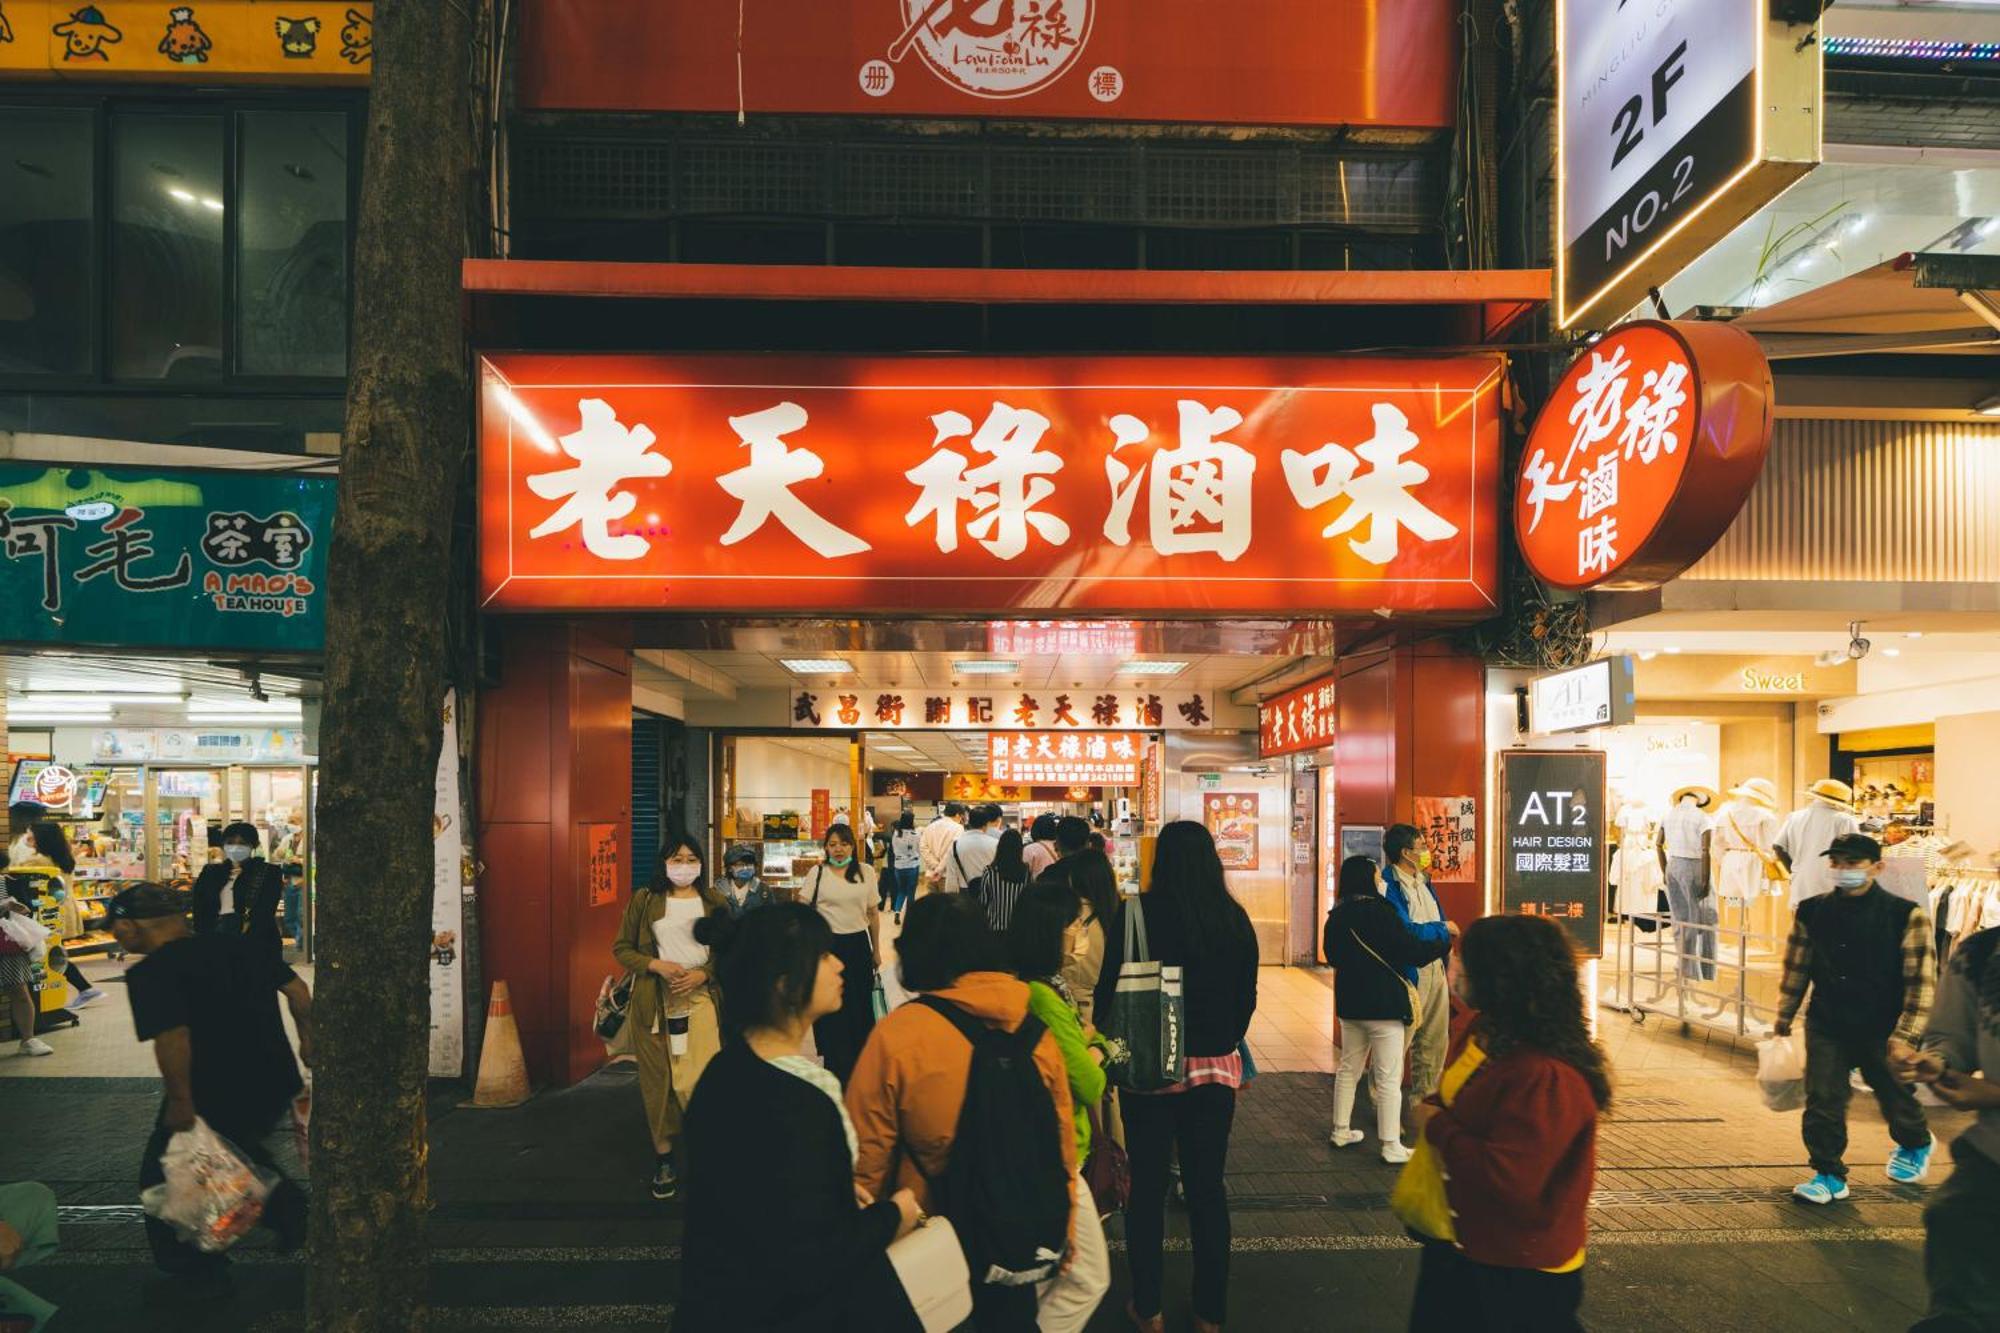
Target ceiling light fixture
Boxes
[167,187,195,203]
[952,660,1020,675]
[27,676,183,694]
[1907,632,1925,640]
[21,691,188,704]
[1116,661,1190,675]
[1663,646,1682,655]
[8,711,113,724]
[1635,650,1659,661]
[1883,647,1902,657]
[777,659,854,674]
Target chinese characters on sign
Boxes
[1513,322,1773,592]
[987,620,1138,657]
[793,689,1207,732]
[585,822,620,908]
[1257,672,1337,759]
[481,355,1503,615]
[0,464,333,651]
[1412,795,1476,885]
[1203,792,1261,871]
[988,732,1143,787]
[1498,750,1607,956]
[431,691,466,1078]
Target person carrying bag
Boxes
[1100,894,1184,1092]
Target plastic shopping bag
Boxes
[1757,1034,1806,1112]
[0,913,50,959]
[139,1119,276,1253]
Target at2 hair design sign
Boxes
[1497,749,1607,958]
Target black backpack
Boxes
[912,994,1071,1288]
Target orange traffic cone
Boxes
[466,980,531,1109]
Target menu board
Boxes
[1203,792,1261,871]
[1497,750,1607,957]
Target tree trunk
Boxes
[309,2,476,1328]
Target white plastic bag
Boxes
[0,912,50,959]
[1757,1034,1806,1112]
[139,1118,276,1253]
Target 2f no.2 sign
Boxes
[1604,39,1693,263]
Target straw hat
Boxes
[1671,785,1717,809]
[1729,777,1780,809]
[1806,778,1854,808]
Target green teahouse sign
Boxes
[0,464,334,652]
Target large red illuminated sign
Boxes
[1513,321,1772,592]
[988,733,1143,787]
[479,354,1503,615]
[1258,673,1337,759]
[518,1,1455,129]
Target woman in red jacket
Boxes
[1401,914,1611,1332]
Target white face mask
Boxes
[664,863,701,888]
[223,845,252,864]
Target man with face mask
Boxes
[190,823,282,959]
[1775,833,1937,1204]
[718,844,776,918]
[1382,823,1461,1117]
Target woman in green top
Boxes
[1009,881,1112,1332]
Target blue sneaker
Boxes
[1793,1173,1851,1205]
[1888,1134,1937,1185]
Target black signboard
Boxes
[1497,750,1607,957]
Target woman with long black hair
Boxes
[801,823,880,1083]
[612,832,729,1200]
[1094,820,1258,1333]
[1401,913,1610,1332]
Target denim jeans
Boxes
[1663,856,1716,983]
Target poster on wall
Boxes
[429,690,466,1079]
[1203,792,1260,871]
[1497,750,1607,957]
[810,789,832,840]
[1413,796,1476,884]
[585,824,620,908]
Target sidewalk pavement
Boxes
[0,981,1967,1331]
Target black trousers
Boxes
[1123,1082,1236,1324]
[1914,1139,2000,1333]
[1409,1240,1583,1332]
[812,930,877,1085]
[140,1102,306,1274]
[1803,1024,1930,1179]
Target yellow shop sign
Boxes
[0,1,371,81]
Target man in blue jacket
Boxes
[1382,824,1459,1121]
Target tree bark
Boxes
[309,2,476,1328]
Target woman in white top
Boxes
[612,832,727,1200]
[802,823,882,1084]
[888,810,922,924]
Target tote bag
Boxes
[886,1214,974,1333]
[1102,895,1184,1091]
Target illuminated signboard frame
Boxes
[1529,657,1636,736]
[1556,1,1822,329]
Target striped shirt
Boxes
[977,868,1030,934]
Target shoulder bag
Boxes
[1729,812,1790,885]
[1351,919,1422,1028]
[1101,894,1185,1091]
[1082,1093,1131,1217]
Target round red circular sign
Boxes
[1513,320,1773,592]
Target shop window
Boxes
[0,107,94,376]
[109,111,227,382]
[238,110,350,378]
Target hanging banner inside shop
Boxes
[988,732,1142,787]
[479,354,1504,616]
[946,774,1033,803]
[430,690,466,1080]
[793,688,1215,732]
[518,0,1453,128]
[1497,750,1607,957]
[1528,657,1636,735]
[1258,673,1337,759]
[1514,321,1773,592]
[91,728,307,762]
[0,1,372,81]
[0,463,333,651]
[1412,795,1477,884]
[1556,0,1818,327]
[1140,743,1162,828]
[1203,792,1260,871]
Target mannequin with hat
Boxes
[1661,787,1719,984]
[1774,780,1862,911]
[1713,778,1783,909]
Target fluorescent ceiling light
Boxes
[167,187,195,203]
[1117,661,1189,675]
[20,692,188,705]
[9,710,112,723]
[778,659,854,674]
[27,677,183,694]
[953,661,1019,675]
[1663,646,1682,655]
[188,701,301,713]
[1883,648,1902,657]
[185,712,303,723]
[199,197,223,212]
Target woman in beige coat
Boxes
[613,831,727,1200]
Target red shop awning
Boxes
[461,260,1549,344]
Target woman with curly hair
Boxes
[1399,913,1610,1332]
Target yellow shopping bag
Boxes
[1389,1136,1455,1242]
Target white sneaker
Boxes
[1328,1128,1365,1148]
[18,1037,54,1057]
[1382,1140,1414,1164]
[70,987,107,1008]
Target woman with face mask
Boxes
[613,832,728,1200]
[1382,823,1460,1113]
[802,824,882,1085]
[718,844,776,918]
[190,822,283,959]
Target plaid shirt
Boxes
[1776,890,1935,1045]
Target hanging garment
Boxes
[1713,799,1779,906]
[1774,802,1861,909]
